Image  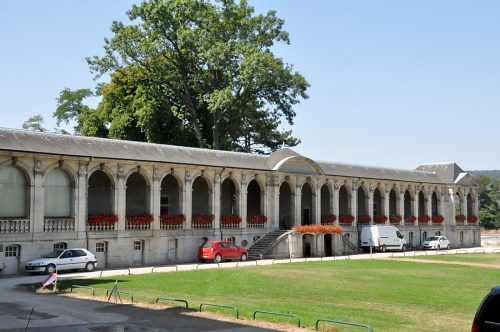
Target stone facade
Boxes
[0,128,480,274]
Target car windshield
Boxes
[201,242,213,248]
[43,250,63,258]
[427,237,439,241]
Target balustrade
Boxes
[0,218,30,233]
[88,223,117,231]
[44,218,75,232]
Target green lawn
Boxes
[402,253,500,264]
[61,259,497,331]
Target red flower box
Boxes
[321,215,337,224]
[339,215,355,224]
[405,215,417,223]
[127,214,153,224]
[221,215,242,224]
[358,214,372,223]
[418,215,431,223]
[432,215,444,223]
[390,215,402,223]
[293,224,343,234]
[467,215,478,223]
[373,215,387,224]
[88,214,118,225]
[192,214,214,225]
[247,215,267,224]
[455,214,466,222]
[160,214,186,225]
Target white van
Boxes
[360,225,407,252]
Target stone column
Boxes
[240,175,248,228]
[368,184,374,224]
[270,175,279,229]
[398,186,405,225]
[152,168,161,230]
[314,181,321,225]
[449,187,457,225]
[33,159,44,234]
[333,181,340,225]
[214,173,221,229]
[184,171,192,229]
[351,183,358,226]
[439,187,446,223]
[383,187,390,224]
[462,189,468,225]
[414,188,420,225]
[116,164,126,231]
[77,162,88,234]
[295,179,301,227]
[426,189,432,219]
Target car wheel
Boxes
[240,253,248,262]
[402,244,407,252]
[85,262,95,272]
[214,254,222,264]
[381,245,387,253]
[447,244,451,250]
[45,264,56,274]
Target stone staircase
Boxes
[247,229,291,260]
[342,235,363,255]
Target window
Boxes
[460,231,464,245]
[0,165,27,217]
[54,242,67,251]
[45,168,72,217]
[227,237,235,244]
[60,250,72,258]
[200,237,208,247]
[435,231,441,236]
[241,240,248,248]
[96,242,105,253]
[134,241,142,251]
[160,194,169,215]
[409,232,414,245]
[422,231,427,243]
[5,245,17,257]
[73,250,87,257]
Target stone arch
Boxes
[301,182,314,226]
[126,172,150,215]
[466,192,473,216]
[389,189,397,216]
[404,190,412,217]
[88,170,114,215]
[431,191,439,216]
[192,176,212,215]
[0,158,34,185]
[247,179,263,216]
[339,185,350,215]
[124,167,152,187]
[357,186,368,217]
[418,190,427,217]
[279,180,294,230]
[160,174,182,215]
[44,167,74,218]
[0,164,30,218]
[221,177,238,216]
[43,162,77,187]
[454,191,463,216]
[373,187,383,217]
[87,164,116,187]
[320,183,331,217]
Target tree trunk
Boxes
[182,88,205,148]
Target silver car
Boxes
[25,248,97,274]
[422,236,451,250]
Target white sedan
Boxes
[422,236,451,250]
[25,248,97,274]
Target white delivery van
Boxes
[360,225,407,252]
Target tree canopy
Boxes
[475,175,500,229]
[54,0,308,153]
[22,114,46,132]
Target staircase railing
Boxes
[249,230,293,259]
[342,235,362,254]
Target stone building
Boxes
[0,128,479,274]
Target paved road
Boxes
[2,247,498,331]
[0,274,274,331]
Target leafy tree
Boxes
[68,0,308,152]
[22,114,46,132]
[475,175,500,229]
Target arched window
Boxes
[247,180,261,216]
[88,170,114,215]
[454,193,462,216]
[339,185,350,215]
[0,165,28,217]
[431,192,438,217]
[44,168,72,217]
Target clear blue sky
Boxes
[1,1,499,170]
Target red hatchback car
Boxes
[198,241,248,263]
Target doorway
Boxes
[167,239,177,261]
[95,241,108,268]
[133,240,144,266]
[3,245,20,275]
[324,234,333,256]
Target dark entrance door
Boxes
[324,234,332,256]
